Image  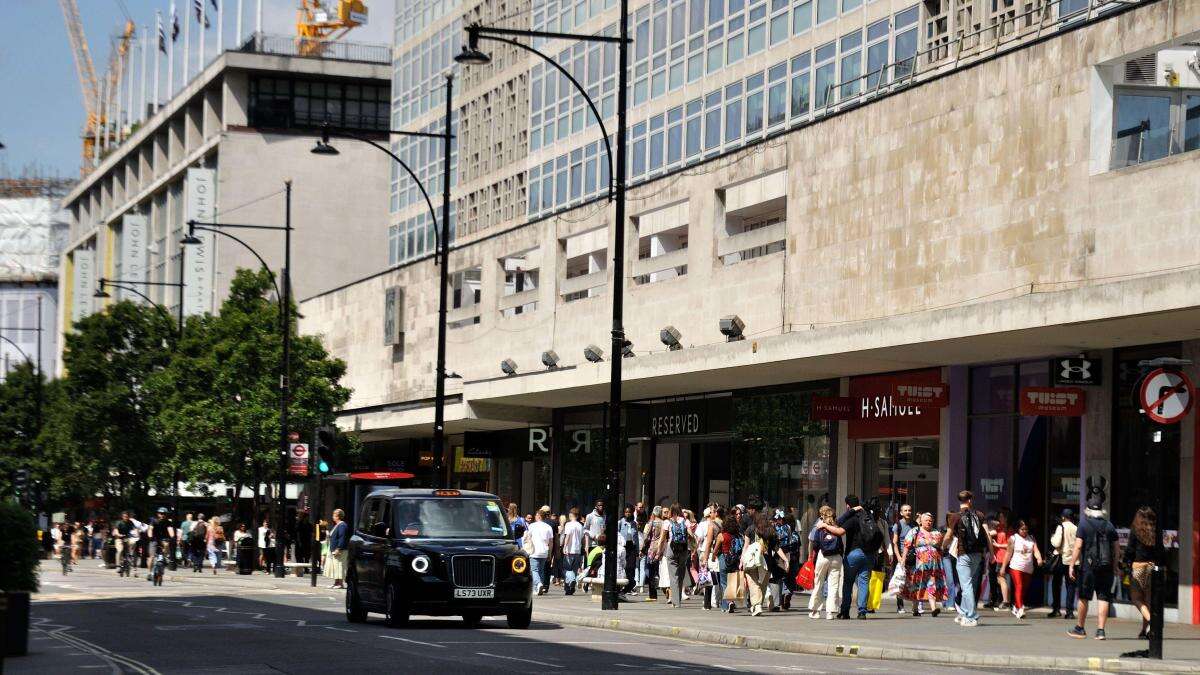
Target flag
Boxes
[170,4,180,41]
[194,0,210,28]
[157,14,166,53]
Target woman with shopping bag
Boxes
[716,513,743,612]
[742,511,775,616]
[902,512,947,616]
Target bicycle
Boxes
[60,548,72,576]
[118,540,137,578]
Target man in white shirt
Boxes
[525,511,555,595]
[560,508,585,595]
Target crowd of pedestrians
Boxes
[506,482,1163,641]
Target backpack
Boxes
[856,511,879,551]
[669,519,688,547]
[191,521,207,544]
[724,534,743,568]
[1084,517,1114,568]
[956,511,987,554]
[819,530,841,555]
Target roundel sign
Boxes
[1138,369,1194,424]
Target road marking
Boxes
[652,664,685,670]
[709,665,738,671]
[475,652,564,668]
[435,640,640,645]
[379,635,447,648]
[323,626,357,633]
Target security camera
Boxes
[500,358,518,376]
[660,326,682,351]
[719,315,745,341]
[584,345,604,363]
[541,350,560,369]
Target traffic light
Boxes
[13,468,29,495]
[313,426,337,474]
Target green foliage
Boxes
[0,363,45,498]
[732,391,829,506]
[0,501,40,592]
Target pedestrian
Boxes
[941,511,960,610]
[619,505,640,594]
[696,506,720,610]
[91,520,105,559]
[70,521,85,562]
[507,503,527,545]
[999,518,1042,618]
[770,509,796,611]
[584,500,605,552]
[325,508,349,589]
[295,511,313,565]
[525,509,554,595]
[808,505,844,620]
[902,512,947,616]
[942,490,993,627]
[258,517,272,572]
[553,512,566,587]
[743,509,775,616]
[642,505,663,600]
[1068,478,1119,640]
[189,514,208,572]
[538,506,558,587]
[560,507,584,595]
[208,516,227,574]
[989,507,1013,611]
[654,503,692,607]
[713,511,741,612]
[891,503,915,614]
[178,513,194,568]
[1123,506,1164,639]
[836,495,883,620]
[1048,508,1078,619]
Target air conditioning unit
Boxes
[1123,53,1158,85]
[383,286,404,346]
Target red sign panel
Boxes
[848,369,942,439]
[348,471,416,481]
[1019,387,1086,417]
[891,382,950,407]
[812,396,856,421]
[288,443,309,476]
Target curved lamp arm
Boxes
[475,33,615,201]
[190,225,283,302]
[101,282,179,334]
[0,334,33,367]
[324,127,443,248]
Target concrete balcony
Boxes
[560,270,607,297]
[716,222,786,259]
[632,248,688,279]
[498,288,538,312]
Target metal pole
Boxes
[311,473,322,587]
[275,181,292,578]
[1150,439,1164,658]
[434,75,453,487]
[602,0,630,612]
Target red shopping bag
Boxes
[795,557,816,591]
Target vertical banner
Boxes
[71,247,96,323]
[120,213,149,297]
[182,167,215,316]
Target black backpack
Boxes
[1084,517,1114,568]
[956,511,987,554]
[856,511,879,551]
[191,521,207,544]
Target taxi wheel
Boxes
[384,581,409,628]
[506,605,532,629]
[461,612,483,628]
[345,576,367,623]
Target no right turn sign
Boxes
[1137,368,1194,424]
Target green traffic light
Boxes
[318,460,330,473]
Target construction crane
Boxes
[59,0,135,174]
[296,0,368,56]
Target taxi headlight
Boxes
[411,554,431,574]
[511,556,528,574]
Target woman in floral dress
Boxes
[902,513,947,616]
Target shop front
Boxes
[459,427,552,514]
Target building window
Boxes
[721,207,786,265]
[791,53,811,118]
[1111,87,1200,169]
[814,42,836,109]
[248,76,389,132]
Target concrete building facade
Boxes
[303,0,1200,620]
[57,40,393,365]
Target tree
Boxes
[38,300,176,513]
[151,269,354,520]
[0,362,44,499]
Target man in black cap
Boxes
[1068,479,1119,640]
[1048,508,1077,619]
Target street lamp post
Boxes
[94,278,186,335]
[311,78,456,485]
[186,181,293,579]
[456,7,631,611]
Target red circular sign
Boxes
[1138,369,1194,424]
[290,444,307,457]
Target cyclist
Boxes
[149,507,176,572]
[113,511,140,577]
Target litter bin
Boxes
[236,538,255,575]
[103,537,117,569]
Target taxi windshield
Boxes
[392,498,509,539]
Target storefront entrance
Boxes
[861,440,940,518]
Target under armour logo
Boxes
[1060,360,1091,380]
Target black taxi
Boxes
[344,488,533,628]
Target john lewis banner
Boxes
[70,246,95,323]
[182,167,215,316]
[119,213,148,297]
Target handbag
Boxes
[696,566,712,587]
[1039,552,1062,576]
[795,558,816,591]
[724,570,747,601]
[867,569,884,611]
[741,541,764,571]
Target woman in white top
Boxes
[998,519,1042,619]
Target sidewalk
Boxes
[43,565,1200,672]
[533,591,1200,673]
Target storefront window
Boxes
[558,410,610,513]
[1113,344,1180,606]
[863,440,940,517]
[731,388,835,511]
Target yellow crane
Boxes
[296,0,368,56]
[59,0,135,174]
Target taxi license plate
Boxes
[454,588,494,599]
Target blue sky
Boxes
[0,0,393,180]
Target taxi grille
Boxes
[451,555,495,588]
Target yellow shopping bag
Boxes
[867,570,885,611]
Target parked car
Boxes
[345,488,533,628]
